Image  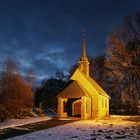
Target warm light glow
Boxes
[57,39,110,119]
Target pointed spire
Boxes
[78,30,89,77]
[81,30,87,59]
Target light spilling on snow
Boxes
[6,115,140,140]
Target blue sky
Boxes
[0,0,140,84]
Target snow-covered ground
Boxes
[0,116,52,130]
[7,115,140,140]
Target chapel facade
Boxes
[57,34,110,119]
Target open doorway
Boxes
[66,98,81,117]
[72,99,81,117]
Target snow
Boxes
[7,115,140,140]
[0,116,52,130]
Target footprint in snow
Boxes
[121,130,125,133]
[130,133,134,135]
[72,135,79,139]
[90,138,96,140]
[124,127,129,130]
[114,136,126,139]
[105,135,112,139]
[116,131,121,135]
[48,133,51,136]
[90,133,101,136]
[109,124,113,127]
[98,129,103,132]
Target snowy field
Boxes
[7,115,140,140]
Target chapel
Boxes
[57,34,111,119]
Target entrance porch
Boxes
[58,96,91,119]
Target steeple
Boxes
[78,31,90,77]
[81,31,87,58]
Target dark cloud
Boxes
[0,0,140,85]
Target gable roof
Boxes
[57,80,90,98]
[71,68,111,99]
[87,76,110,98]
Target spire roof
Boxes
[80,30,88,61]
[82,30,87,58]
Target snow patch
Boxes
[6,115,140,140]
[0,116,52,130]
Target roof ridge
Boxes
[77,68,111,98]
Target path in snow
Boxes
[0,116,52,130]
[0,118,79,139]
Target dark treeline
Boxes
[33,71,68,115]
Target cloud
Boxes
[0,0,140,85]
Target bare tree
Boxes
[0,57,33,121]
[105,12,140,114]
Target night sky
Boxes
[0,0,140,84]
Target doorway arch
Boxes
[72,99,81,116]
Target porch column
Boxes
[58,97,67,118]
[81,96,86,119]
[58,97,62,117]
